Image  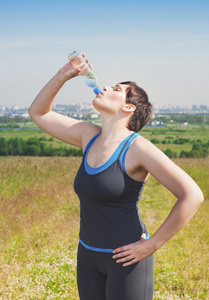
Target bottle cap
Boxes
[93,87,101,95]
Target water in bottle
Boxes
[68,51,101,95]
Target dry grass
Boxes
[141,158,209,299]
[0,157,81,299]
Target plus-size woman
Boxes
[28,55,203,300]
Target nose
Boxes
[103,86,110,91]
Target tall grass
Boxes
[0,157,81,299]
[141,158,209,299]
[0,157,208,299]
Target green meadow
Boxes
[0,124,208,158]
[140,125,209,157]
[0,125,209,299]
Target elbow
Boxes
[192,186,204,208]
[28,109,31,118]
[198,189,204,204]
[180,185,204,210]
[28,105,38,121]
[28,106,33,118]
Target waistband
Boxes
[79,233,150,253]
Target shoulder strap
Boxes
[83,132,101,156]
[118,133,136,159]
[119,133,141,174]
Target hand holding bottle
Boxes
[58,54,92,82]
[68,51,101,94]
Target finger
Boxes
[112,250,130,259]
[141,233,146,239]
[77,66,85,73]
[123,258,138,267]
[116,255,134,264]
[113,245,131,254]
[85,59,92,70]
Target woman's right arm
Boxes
[28,60,101,148]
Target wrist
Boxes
[56,69,75,84]
[148,232,168,252]
[55,71,70,84]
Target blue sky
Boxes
[1,0,209,107]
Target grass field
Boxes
[0,156,208,299]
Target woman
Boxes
[28,55,204,300]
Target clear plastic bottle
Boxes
[68,50,101,95]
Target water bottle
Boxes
[68,51,101,95]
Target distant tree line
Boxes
[154,114,209,124]
[0,116,30,123]
[0,116,31,128]
[1,114,209,127]
[0,137,82,156]
[163,141,209,159]
[0,136,208,159]
[179,141,209,158]
[150,137,191,145]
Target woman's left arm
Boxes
[113,138,204,266]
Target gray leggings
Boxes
[77,243,154,300]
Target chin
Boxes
[92,98,101,111]
[92,95,101,105]
[92,97,97,106]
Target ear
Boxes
[122,104,136,113]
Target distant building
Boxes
[0,102,208,118]
[199,105,207,112]
[91,114,99,119]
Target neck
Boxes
[99,113,131,141]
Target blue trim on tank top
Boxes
[83,132,101,155]
[119,133,140,175]
[79,233,150,253]
[84,132,140,175]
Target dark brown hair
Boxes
[119,81,152,132]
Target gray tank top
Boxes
[74,132,148,253]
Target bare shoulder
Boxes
[130,135,161,161]
[130,134,181,173]
[131,134,171,158]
